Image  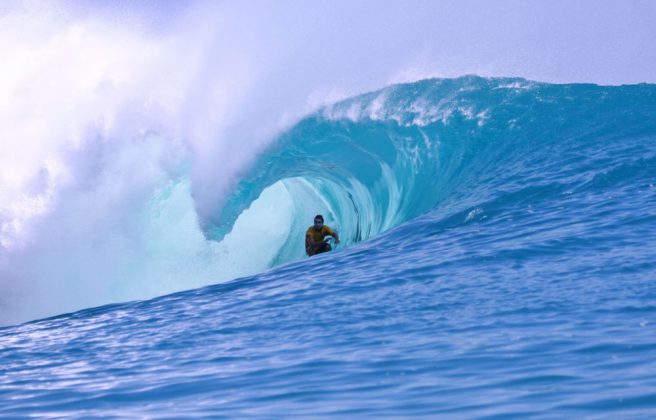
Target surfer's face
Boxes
[314,220,323,229]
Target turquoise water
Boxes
[1,76,656,416]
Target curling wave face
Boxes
[2,76,656,325]
[207,76,656,265]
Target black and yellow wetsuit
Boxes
[305,225,336,256]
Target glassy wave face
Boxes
[2,76,656,416]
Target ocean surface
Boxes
[1,76,656,417]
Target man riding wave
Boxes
[306,214,340,256]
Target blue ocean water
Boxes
[1,76,656,416]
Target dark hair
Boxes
[314,214,324,223]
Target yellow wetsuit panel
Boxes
[306,225,335,243]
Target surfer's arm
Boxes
[326,227,340,244]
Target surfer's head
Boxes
[314,215,324,229]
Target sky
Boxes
[61,0,656,87]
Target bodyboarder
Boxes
[305,214,340,256]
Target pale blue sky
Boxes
[63,0,656,86]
